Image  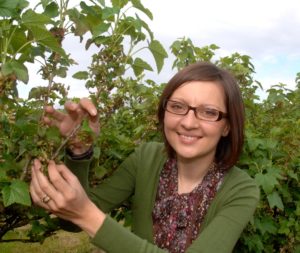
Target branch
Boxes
[51,123,82,160]
[19,156,32,181]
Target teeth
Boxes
[181,135,197,140]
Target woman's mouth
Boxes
[178,133,201,143]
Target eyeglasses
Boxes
[164,100,228,122]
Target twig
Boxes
[19,156,32,181]
[51,123,82,160]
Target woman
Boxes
[30,62,259,253]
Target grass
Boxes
[0,227,102,253]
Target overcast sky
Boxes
[20,0,300,99]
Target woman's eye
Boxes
[171,103,184,110]
[203,109,218,116]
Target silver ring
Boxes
[42,194,51,204]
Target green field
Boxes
[0,228,101,253]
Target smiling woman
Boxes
[30,61,259,253]
[162,81,230,186]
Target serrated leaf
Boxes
[171,40,181,51]
[267,191,284,210]
[44,2,59,18]
[22,9,52,26]
[92,22,110,37]
[0,8,13,17]
[247,137,264,152]
[2,60,29,83]
[27,26,65,56]
[255,216,278,235]
[28,86,48,100]
[148,40,168,73]
[54,66,67,78]
[131,0,153,20]
[210,44,220,50]
[0,0,18,10]
[97,0,105,6]
[0,0,20,17]
[132,57,153,76]
[135,13,153,40]
[255,172,279,194]
[72,71,89,80]
[102,7,119,20]
[111,0,128,9]
[2,180,31,207]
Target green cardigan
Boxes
[66,142,259,253]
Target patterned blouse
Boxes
[152,159,226,253]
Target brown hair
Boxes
[157,62,245,170]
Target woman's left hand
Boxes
[30,159,105,237]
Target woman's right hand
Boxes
[44,98,99,136]
[43,98,100,154]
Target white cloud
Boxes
[20,0,300,98]
[140,0,300,90]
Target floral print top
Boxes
[152,159,226,253]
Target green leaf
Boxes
[2,60,29,83]
[135,13,153,40]
[44,2,59,18]
[267,191,284,210]
[72,71,89,80]
[22,9,52,26]
[132,57,153,76]
[255,216,278,235]
[2,180,31,207]
[96,0,106,6]
[255,172,279,194]
[0,0,21,17]
[92,22,111,37]
[28,86,48,100]
[247,137,264,152]
[287,170,298,181]
[111,0,128,9]
[28,25,65,56]
[148,40,168,73]
[131,0,153,20]
[54,66,67,78]
[102,7,119,20]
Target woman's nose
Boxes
[180,110,199,129]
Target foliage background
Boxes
[0,0,299,252]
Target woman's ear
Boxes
[222,122,230,137]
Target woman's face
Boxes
[164,81,230,164]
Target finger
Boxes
[33,160,61,203]
[30,183,49,209]
[79,98,100,135]
[47,161,73,194]
[64,101,83,118]
[30,162,53,209]
[44,106,65,121]
[56,163,79,185]
[43,116,60,128]
[30,166,42,204]
[79,98,98,117]
[30,159,43,195]
[29,185,40,204]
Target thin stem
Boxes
[12,40,35,59]
[20,155,32,181]
[130,46,148,57]
[51,123,82,160]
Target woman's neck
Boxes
[177,156,215,194]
